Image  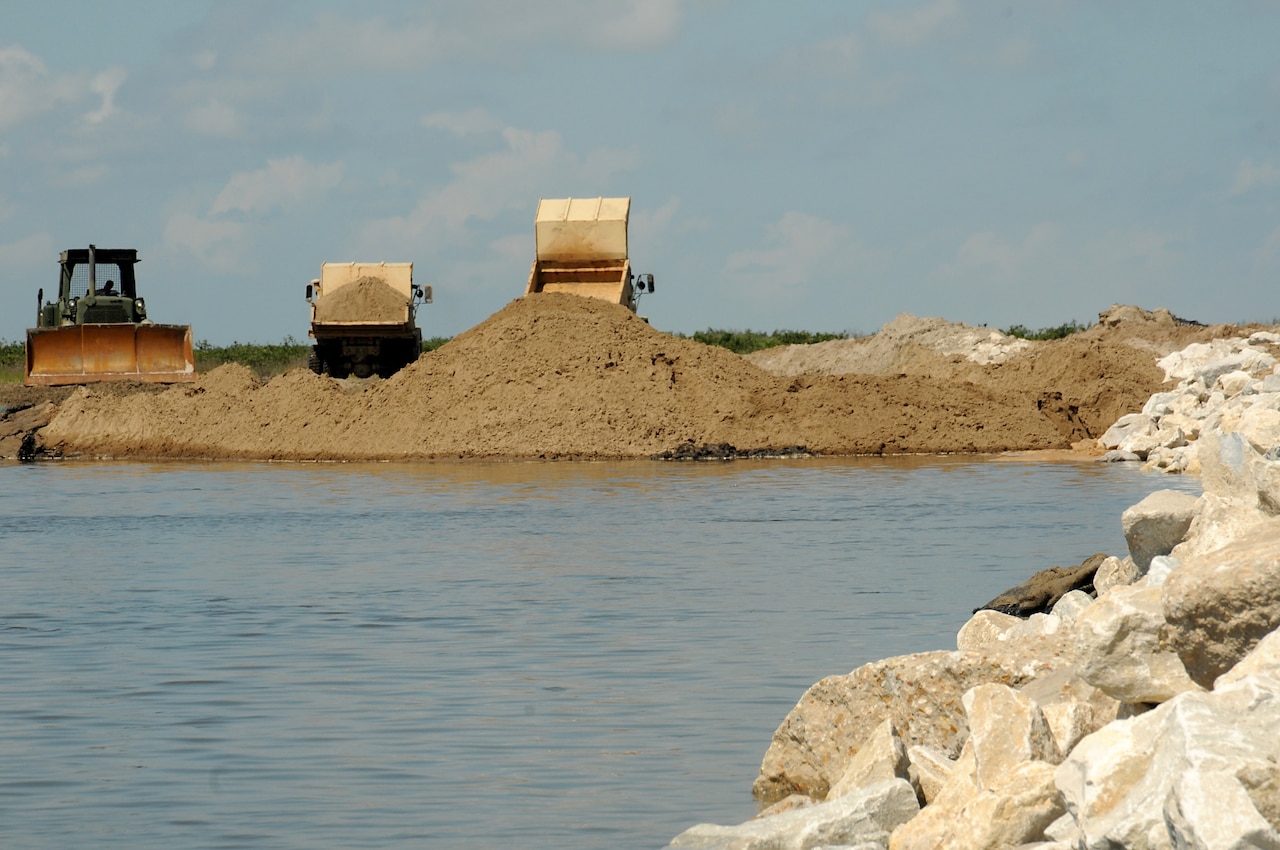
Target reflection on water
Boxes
[0,457,1197,849]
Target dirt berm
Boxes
[3,295,1258,462]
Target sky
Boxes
[2,1,1279,345]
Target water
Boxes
[0,457,1197,849]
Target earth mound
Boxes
[313,276,409,324]
[11,296,1256,462]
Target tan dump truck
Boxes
[305,262,431,379]
[25,245,195,386]
[525,197,654,312]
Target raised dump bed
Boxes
[525,197,652,313]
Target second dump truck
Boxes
[524,197,654,312]
[305,262,431,379]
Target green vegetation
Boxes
[422,336,451,352]
[0,339,23,383]
[194,337,312,378]
[680,329,850,355]
[1002,321,1088,341]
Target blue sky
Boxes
[2,2,1279,345]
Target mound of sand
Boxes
[24,295,1259,462]
[313,276,409,324]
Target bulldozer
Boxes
[24,245,196,386]
[524,197,654,312]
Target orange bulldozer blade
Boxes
[25,323,197,386]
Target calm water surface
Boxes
[0,457,1198,849]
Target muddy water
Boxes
[0,458,1197,849]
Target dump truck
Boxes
[24,245,196,386]
[305,262,432,379]
[524,197,654,312]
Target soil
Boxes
[0,296,1265,462]
[313,276,409,324]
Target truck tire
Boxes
[307,350,323,375]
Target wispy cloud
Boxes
[724,211,860,301]
[867,0,960,48]
[362,120,639,252]
[950,223,1062,282]
[84,66,127,124]
[209,156,345,216]
[0,232,56,267]
[1231,157,1280,195]
[162,212,247,272]
[0,46,84,131]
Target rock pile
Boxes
[668,333,1280,849]
[1097,330,1280,474]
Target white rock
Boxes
[1144,554,1179,586]
[1121,489,1201,571]
[828,718,909,800]
[669,779,919,850]
[1075,583,1201,703]
[1056,674,1280,850]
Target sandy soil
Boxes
[313,276,409,324]
[0,296,1262,462]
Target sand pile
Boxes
[23,294,1256,462]
[746,314,1033,377]
[313,276,409,324]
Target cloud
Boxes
[422,108,506,138]
[1258,225,1280,263]
[0,232,56,267]
[1231,157,1280,195]
[724,211,858,300]
[162,212,247,272]
[186,99,244,138]
[209,156,345,216]
[0,45,83,131]
[867,0,960,48]
[363,121,639,251]
[950,223,1062,282]
[85,66,127,124]
[777,32,862,80]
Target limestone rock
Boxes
[669,778,919,850]
[963,684,1062,790]
[1056,674,1280,850]
[1093,555,1139,595]
[1215,626,1280,689]
[973,554,1107,617]
[827,718,909,799]
[1074,583,1200,703]
[753,641,1073,804]
[1121,490,1200,571]
[889,760,1065,850]
[1163,523,1280,688]
[956,609,1021,651]
[905,745,955,805]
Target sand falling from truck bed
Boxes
[37,293,1226,461]
[312,276,409,324]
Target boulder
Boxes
[1163,523,1280,688]
[827,718,909,800]
[668,778,919,850]
[963,684,1061,789]
[905,745,955,805]
[1092,555,1139,595]
[1074,583,1200,703]
[752,640,1073,804]
[973,554,1108,617]
[1120,490,1200,572]
[1055,673,1280,850]
[888,760,1064,850]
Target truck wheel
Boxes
[307,351,323,375]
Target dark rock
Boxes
[651,441,813,461]
[974,553,1110,618]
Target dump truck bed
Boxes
[524,197,637,310]
[25,323,196,386]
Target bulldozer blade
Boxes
[25,324,197,387]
